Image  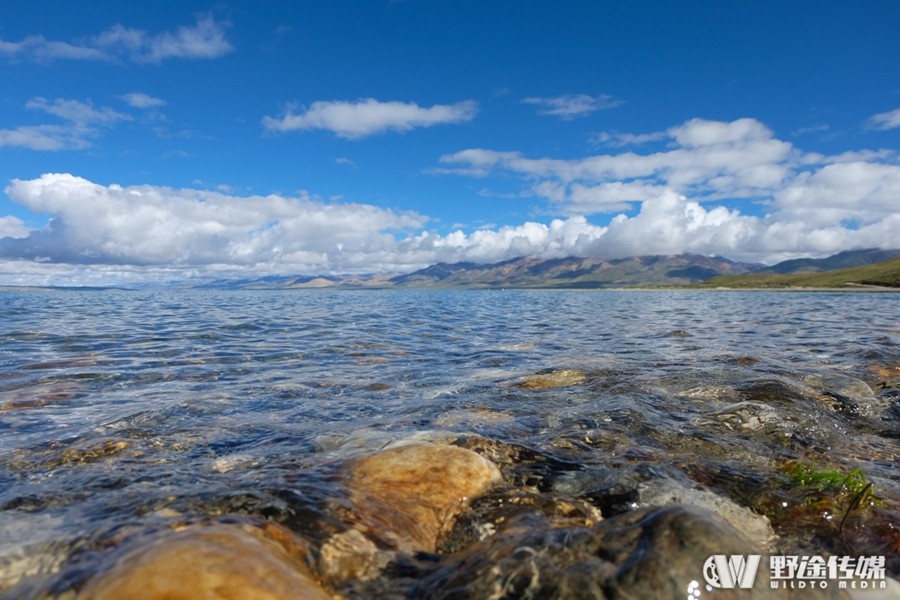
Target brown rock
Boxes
[318,528,389,582]
[346,442,503,553]
[514,369,587,390]
[76,522,330,600]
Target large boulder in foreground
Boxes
[75,522,329,600]
[345,442,503,553]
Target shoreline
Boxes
[2,283,899,293]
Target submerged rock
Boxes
[552,461,775,551]
[637,477,775,550]
[514,369,588,390]
[318,527,389,583]
[803,372,889,419]
[75,522,329,600]
[413,504,849,599]
[433,407,515,428]
[344,442,503,553]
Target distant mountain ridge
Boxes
[193,253,761,290]
[752,248,900,275]
[385,254,759,289]
[703,255,900,289]
[181,248,900,290]
[9,248,895,291]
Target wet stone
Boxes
[433,407,515,428]
[74,521,329,600]
[803,372,890,420]
[318,527,389,583]
[867,365,900,390]
[665,329,691,337]
[344,442,504,554]
[412,504,849,600]
[514,369,588,390]
[439,487,604,554]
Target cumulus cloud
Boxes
[3,115,900,285]
[1,97,130,151]
[399,217,609,265]
[0,15,232,64]
[434,117,900,262]
[522,94,623,119]
[1,174,427,272]
[3,165,899,287]
[866,108,900,131]
[774,161,900,226]
[400,190,899,265]
[0,216,29,239]
[262,99,479,139]
[440,118,797,212]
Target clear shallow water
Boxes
[1,289,899,595]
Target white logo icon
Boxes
[704,555,762,589]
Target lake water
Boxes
[1,289,898,597]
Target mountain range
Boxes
[197,248,900,290]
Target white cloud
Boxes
[3,115,900,284]
[668,117,772,147]
[564,182,670,213]
[440,118,796,212]
[262,99,478,139]
[522,94,623,119]
[2,174,427,272]
[0,216,29,239]
[774,161,900,224]
[119,93,166,109]
[0,15,232,64]
[433,118,900,263]
[402,190,897,265]
[26,97,130,126]
[591,130,667,147]
[0,36,106,62]
[0,97,129,151]
[865,108,900,131]
[97,15,233,64]
[596,191,760,258]
[3,167,899,287]
[0,125,89,151]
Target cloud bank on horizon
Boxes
[3,114,899,285]
[1,3,898,285]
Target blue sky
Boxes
[1,1,899,285]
